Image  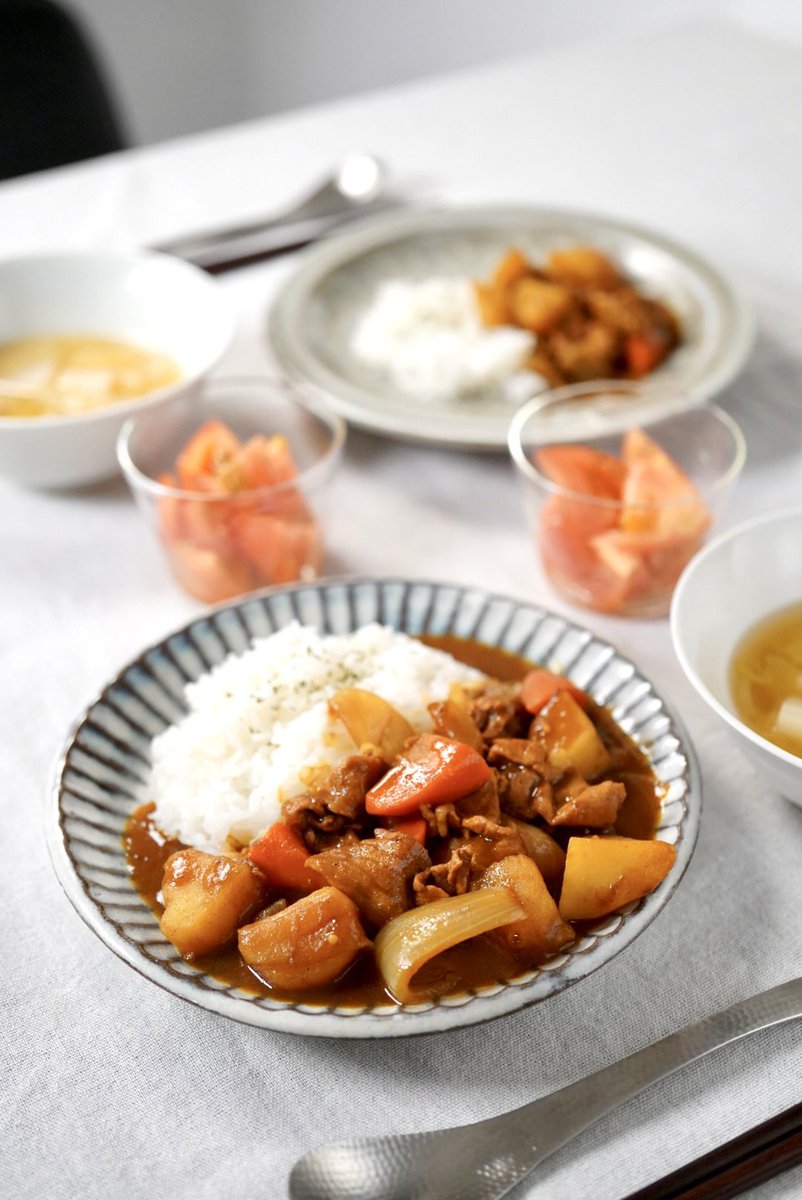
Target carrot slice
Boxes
[520,669,586,715]
[248,823,321,894]
[623,331,667,378]
[366,735,491,817]
[383,815,429,845]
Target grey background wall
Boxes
[68,0,802,146]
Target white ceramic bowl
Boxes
[671,506,802,807]
[0,252,234,488]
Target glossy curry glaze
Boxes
[123,635,663,1005]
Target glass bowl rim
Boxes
[116,374,347,503]
[507,379,747,511]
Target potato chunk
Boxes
[329,687,414,762]
[238,887,370,991]
[510,277,574,334]
[546,246,623,290]
[534,692,612,780]
[501,818,566,887]
[160,849,266,960]
[558,835,676,920]
[480,855,574,962]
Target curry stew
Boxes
[125,636,670,1007]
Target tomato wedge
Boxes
[365,734,491,817]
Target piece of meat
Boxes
[322,755,386,818]
[420,802,462,839]
[461,815,528,873]
[413,843,472,905]
[419,776,501,839]
[494,762,550,821]
[549,773,626,827]
[470,686,530,741]
[281,755,384,845]
[458,776,501,822]
[306,831,430,929]
[238,887,370,991]
[487,737,555,773]
[549,321,621,382]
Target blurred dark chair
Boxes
[0,0,128,181]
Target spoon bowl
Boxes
[289,978,802,1200]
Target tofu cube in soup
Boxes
[238,887,370,991]
[534,692,611,780]
[558,835,676,921]
[160,849,267,959]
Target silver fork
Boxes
[289,977,802,1200]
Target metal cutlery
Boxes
[153,152,398,270]
[289,977,802,1200]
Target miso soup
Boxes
[0,334,181,418]
[730,601,802,759]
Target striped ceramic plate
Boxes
[47,579,700,1037]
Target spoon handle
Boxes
[289,978,802,1200]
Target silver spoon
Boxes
[289,976,802,1200]
[153,153,391,267]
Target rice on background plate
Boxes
[349,277,537,399]
[149,622,483,853]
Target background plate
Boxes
[269,205,754,450]
[48,578,700,1038]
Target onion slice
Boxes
[374,887,525,1005]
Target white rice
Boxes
[149,622,483,853]
[350,276,538,399]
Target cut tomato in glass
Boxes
[157,472,184,542]
[163,540,257,604]
[175,419,241,491]
[535,444,625,500]
[234,433,297,488]
[228,509,321,584]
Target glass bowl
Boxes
[508,381,746,618]
[117,376,346,604]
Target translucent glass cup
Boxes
[508,381,746,619]
[117,377,346,604]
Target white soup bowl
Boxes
[671,506,802,807]
[0,251,234,487]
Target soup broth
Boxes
[0,334,181,417]
[730,601,802,759]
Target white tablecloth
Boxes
[2,19,802,1200]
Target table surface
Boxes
[2,17,802,1200]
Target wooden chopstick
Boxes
[623,1101,802,1199]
